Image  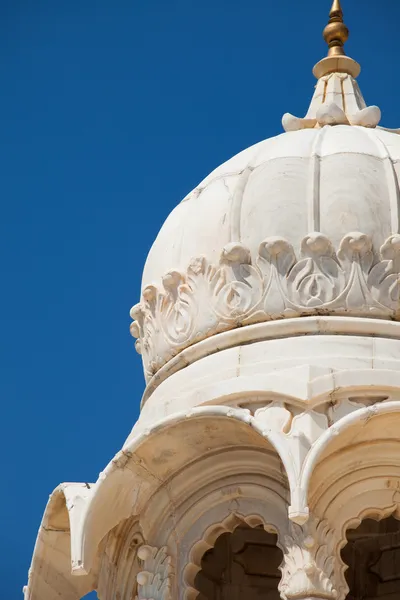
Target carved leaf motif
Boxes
[283,72,381,130]
[211,243,263,320]
[288,233,345,308]
[186,256,219,335]
[279,518,338,600]
[132,232,400,378]
[348,105,381,127]
[369,234,400,312]
[136,545,173,600]
[159,271,195,344]
[130,304,144,356]
[140,286,162,378]
[141,286,158,348]
[337,232,376,310]
[338,232,374,274]
[257,237,295,316]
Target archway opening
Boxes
[342,515,400,599]
[194,523,282,599]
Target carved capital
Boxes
[279,517,338,600]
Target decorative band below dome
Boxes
[131,231,400,380]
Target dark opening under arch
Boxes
[342,515,400,599]
[194,522,282,599]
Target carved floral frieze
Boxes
[131,232,400,378]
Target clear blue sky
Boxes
[1,0,399,597]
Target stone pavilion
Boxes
[25,2,400,599]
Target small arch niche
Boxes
[342,515,400,599]
[194,523,282,599]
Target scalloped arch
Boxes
[336,500,400,600]
[183,512,284,600]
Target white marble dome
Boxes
[131,70,400,381]
[143,125,400,285]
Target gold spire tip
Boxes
[312,0,360,80]
[323,0,349,57]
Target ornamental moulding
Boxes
[130,232,400,378]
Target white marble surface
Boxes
[134,121,400,378]
[143,125,400,287]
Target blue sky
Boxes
[1,0,399,597]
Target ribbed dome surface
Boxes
[143,125,400,287]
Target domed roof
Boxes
[142,124,400,286]
[131,3,400,381]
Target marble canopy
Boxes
[25,2,400,600]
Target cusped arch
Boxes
[76,406,293,575]
[183,510,286,600]
[334,502,400,600]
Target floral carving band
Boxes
[130,232,400,378]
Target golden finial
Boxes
[323,0,348,57]
[313,0,360,79]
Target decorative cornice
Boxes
[131,232,400,379]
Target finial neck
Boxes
[313,55,360,79]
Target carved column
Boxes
[279,517,341,600]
